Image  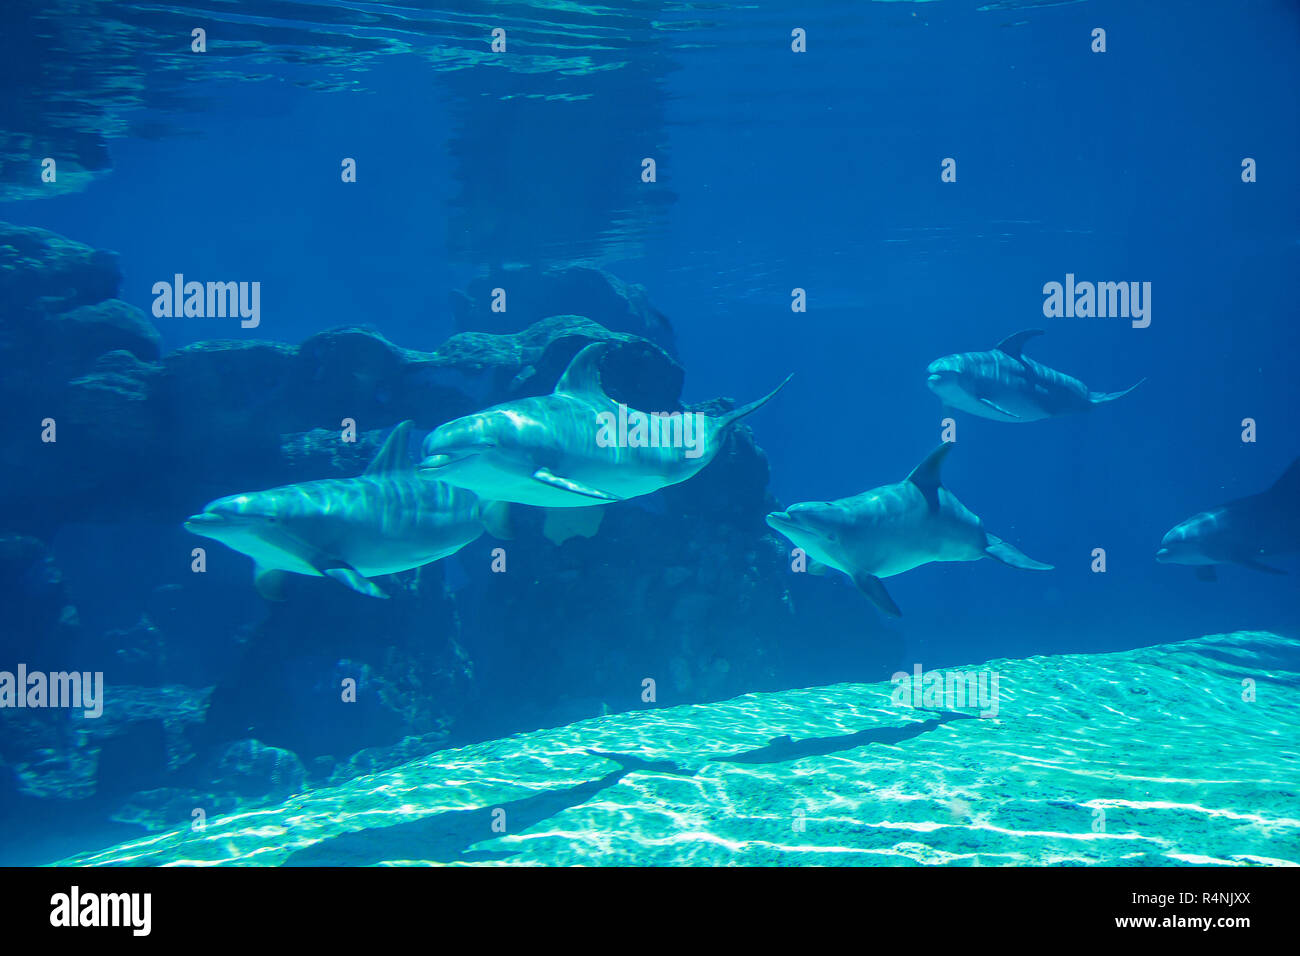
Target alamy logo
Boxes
[151,274,261,328]
[1042,273,1150,328]
[50,886,151,936]
[595,405,705,459]
[0,664,103,718]
[891,663,1000,718]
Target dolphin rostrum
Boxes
[765,444,1053,617]
[926,329,1144,422]
[418,342,792,507]
[185,421,508,599]
[1157,457,1299,580]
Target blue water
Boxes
[0,0,1296,866]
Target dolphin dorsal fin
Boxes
[995,329,1045,360]
[364,420,414,475]
[554,342,611,396]
[906,444,952,511]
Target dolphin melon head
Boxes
[925,355,968,403]
[1156,517,1212,565]
[419,412,516,484]
[184,490,300,547]
[184,488,339,591]
[766,501,851,552]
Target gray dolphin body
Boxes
[419,342,791,507]
[1157,458,1299,580]
[765,444,1053,617]
[926,329,1144,422]
[185,421,506,599]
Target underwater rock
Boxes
[456,500,799,737]
[0,224,165,536]
[102,615,168,686]
[0,533,79,663]
[450,264,678,356]
[196,564,471,763]
[0,683,212,802]
[324,730,455,787]
[110,787,241,834]
[278,426,391,479]
[44,299,161,366]
[65,350,162,449]
[663,397,780,527]
[431,313,683,409]
[0,223,120,315]
[286,327,464,432]
[211,739,307,802]
[84,684,213,775]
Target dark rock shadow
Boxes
[282,750,694,866]
[709,711,978,765]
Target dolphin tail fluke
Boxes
[851,571,902,618]
[715,373,794,432]
[481,500,513,539]
[984,534,1053,571]
[1089,378,1145,406]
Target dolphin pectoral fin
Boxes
[978,397,1022,420]
[253,566,289,601]
[984,534,1053,571]
[321,566,390,599]
[532,468,622,502]
[304,550,388,598]
[1239,558,1287,575]
[851,571,902,618]
[1194,565,1218,582]
[807,559,830,576]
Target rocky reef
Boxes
[0,223,892,858]
[450,264,677,356]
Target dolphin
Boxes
[765,444,1053,617]
[418,342,792,507]
[185,421,508,599]
[1156,457,1299,580]
[926,329,1144,422]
